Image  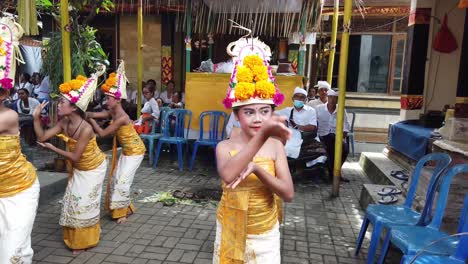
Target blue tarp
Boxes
[389,121,434,161]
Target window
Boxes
[318,34,406,95]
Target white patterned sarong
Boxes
[59,159,107,228]
[109,154,143,210]
[213,220,281,264]
[0,179,39,264]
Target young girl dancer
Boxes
[0,17,40,263]
[86,61,145,224]
[33,67,107,254]
[213,38,294,263]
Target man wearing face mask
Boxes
[276,87,319,159]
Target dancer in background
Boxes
[86,61,145,224]
[214,37,294,263]
[0,17,40,263]
[33,67,107,254]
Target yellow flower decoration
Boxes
[0,36,3,46]
[105,77,117,87]
[252,65,269,82]
[0,48,5,56]
[69,79,83,90]
[255,81,275,99]
[236,66,253,83]
[243,55,264,70]
[109,72,116,78]
[235,82,255,101]
[101,84,111,92]
[59,83,72,94]
[76,75,87,81]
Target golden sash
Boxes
[0,135,37,197]
[216,152,283,263]
[57,134,106,172]
[116,123,146,156]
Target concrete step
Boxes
[359,152,408,188]
[359,184,405,210]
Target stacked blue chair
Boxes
[401,194,468,264]
[140,107,170,165]
[377,164,468,264]
[153,109,192,171]
[189,111,228,171]
[354,153,452,263]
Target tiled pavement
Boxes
[31,153,377,264]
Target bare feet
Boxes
[116,217,127,224]
[72,249,84,255]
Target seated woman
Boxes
[133,85,160,134]
[33,68,107,255]
[16,88,40,145]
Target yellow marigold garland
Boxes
[243,55,264,70]
[252,65,269,82]
[59,83,72,94]
[69,79,83,90]
[236,66,253,83]
[234,82,255,101]
[255,81,275,99]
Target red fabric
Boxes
[433,14,458,53]
[134,113,153,134]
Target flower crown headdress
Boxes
[59,65,106,111]
[222,21,284,109]
[0,17,25,91]
[101,60,128,100]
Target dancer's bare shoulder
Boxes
[0,108,19,135]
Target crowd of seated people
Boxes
[125,79,184,135]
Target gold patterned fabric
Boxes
[116,124,146,156]
[0,135,37,197]
[57,134,106,171]
[63,224,100,250]
[216,151,283,263]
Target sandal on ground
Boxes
[184,192,194,199]
[390,170,409,181]
[172,190,185,199]
[377,187,402,196]
[378,195,398,205]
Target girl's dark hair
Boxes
[167,80,175,86]
[74,107,86,119]
[18,88,30,95]
[21,73,31,82]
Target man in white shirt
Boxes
[307,81,330,109]
[316,89,351,182]
[276,87,321,160]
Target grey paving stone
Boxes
[31,156,373,264]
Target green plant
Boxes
[41,25,109,95]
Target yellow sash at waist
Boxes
[0,135,37,197]
[57,134,106,171]
[116,124,146,156]
[216,155,283,263]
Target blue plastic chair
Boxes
[377,164,468,264]
[354,153,452,263]
[400,195,468,264]
[189,111,228,171]
[152,109,192,171]
[140,107,170,166]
